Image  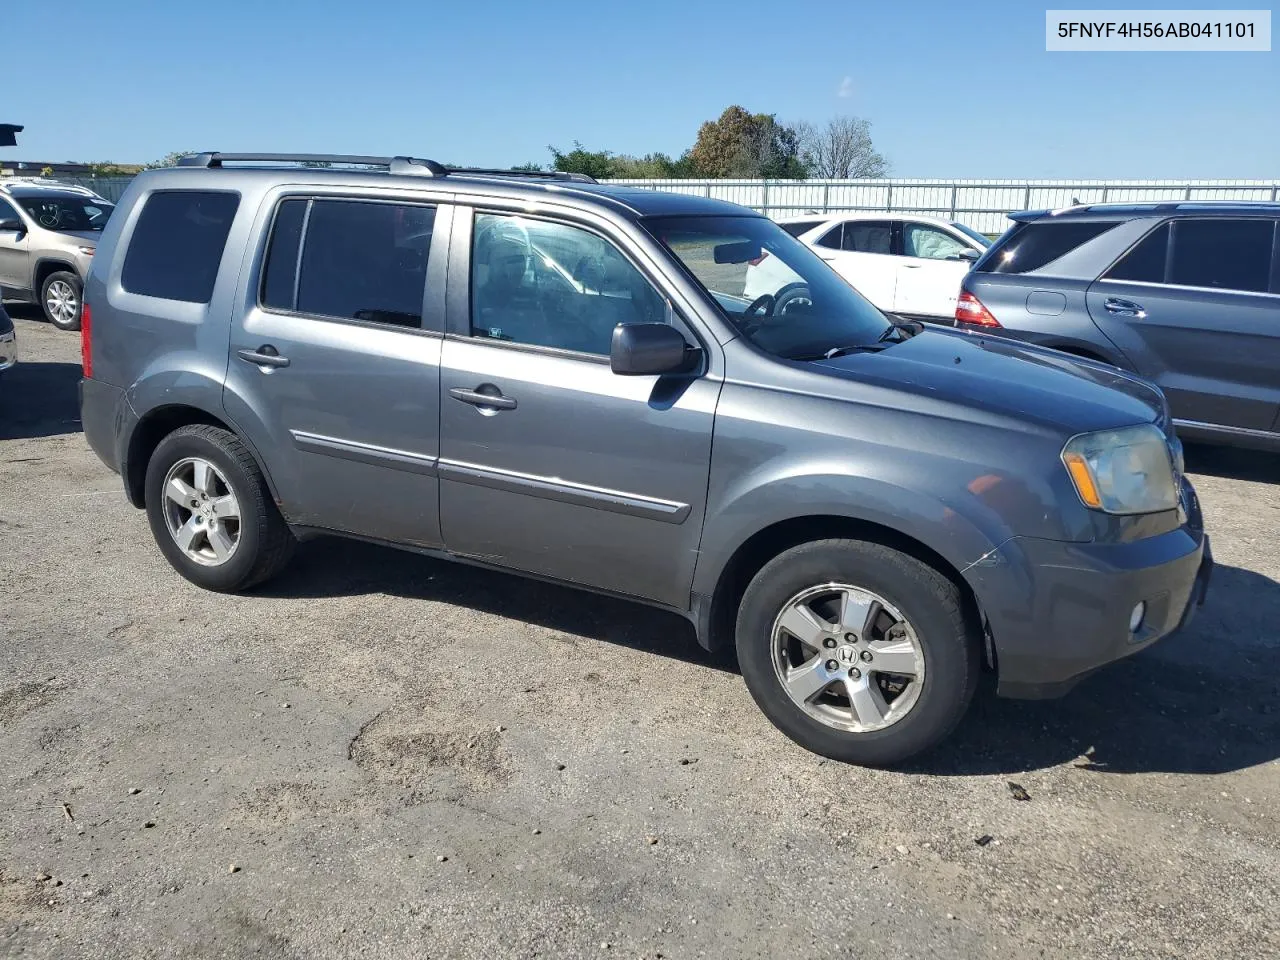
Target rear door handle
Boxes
[1104,297,1146,319]
[237,345,290,368]
[449,386,517,410]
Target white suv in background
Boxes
[745,213,990,324]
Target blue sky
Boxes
[5,0,1276,177]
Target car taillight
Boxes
[955,290,1000,328]
[80,302,92,377]
[747,251,769,266]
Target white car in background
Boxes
[745,213,991,324]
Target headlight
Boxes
[1062,423,1177,515]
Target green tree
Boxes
[84,162,132,177]
[690,106,807,179]
[547,141,618,179]
[612,152,686,179]
[510,161,543,172]
[144,151,201,170]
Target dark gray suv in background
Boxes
[957,202,1280,450]
[79,154,1211,766]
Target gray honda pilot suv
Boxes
[78,154,1212,766]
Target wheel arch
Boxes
[695,511,996,670]
[34,257,80,292]
[123,402,282,512]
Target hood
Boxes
[812,328,1166,437]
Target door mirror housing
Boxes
[0,218,25,234]
[610,322,697,376]
[955,248,980,263]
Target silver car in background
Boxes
[0,179,113,331]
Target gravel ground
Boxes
[2,308,1277,959]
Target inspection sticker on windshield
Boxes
[1046,10,1271,50]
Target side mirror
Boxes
[956,248,980,263]
[0,218,24,233]
[610,322,696,376]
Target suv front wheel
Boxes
[145,425,295,592]
[41,271,83,331]
[736,539,979,766]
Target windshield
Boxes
[950,222,991,247]
[644,215,891,360]
[15,195,114,232]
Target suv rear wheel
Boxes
[41,271,82,331]
[736,539,979,766]
[145,424,295,591]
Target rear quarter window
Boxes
[978,220,1118,275]
[121,191,239,303]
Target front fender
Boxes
[692,471,1015,607]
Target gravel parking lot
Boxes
[2,309,1278,960]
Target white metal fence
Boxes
[26,176,1280,235]
[605,178,1280,234]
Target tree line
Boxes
[140,107,888,180]
[536,107,888,180]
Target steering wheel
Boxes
[773,283,812,316]
[744,293,775,317]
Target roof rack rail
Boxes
[177,153,449,177]
[174,153,598,184]
[0,176,109,198]
[444,167,598,184]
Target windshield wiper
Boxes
[790,342,888,361]
[879,319,924,342]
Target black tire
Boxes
[40,271,82,331]
[145,424,294,592]
[736,539,979,767]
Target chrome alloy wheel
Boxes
[771,583,925,733]
[161,457,241,566]
[46,279,78,326]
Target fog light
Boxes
[1129,602,1146,633]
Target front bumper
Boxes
[972,480,1210,699]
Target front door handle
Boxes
[1104,297,1146,319]
[237,345,290,368]
[449,386,517,411]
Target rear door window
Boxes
[1104,223,1170,283]
[978,221,1118,275]
[122,191,239,303]
[1167,219,1274,293]
[842,221,893,254]
[267,199,435,328]
[260,199,307,311]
